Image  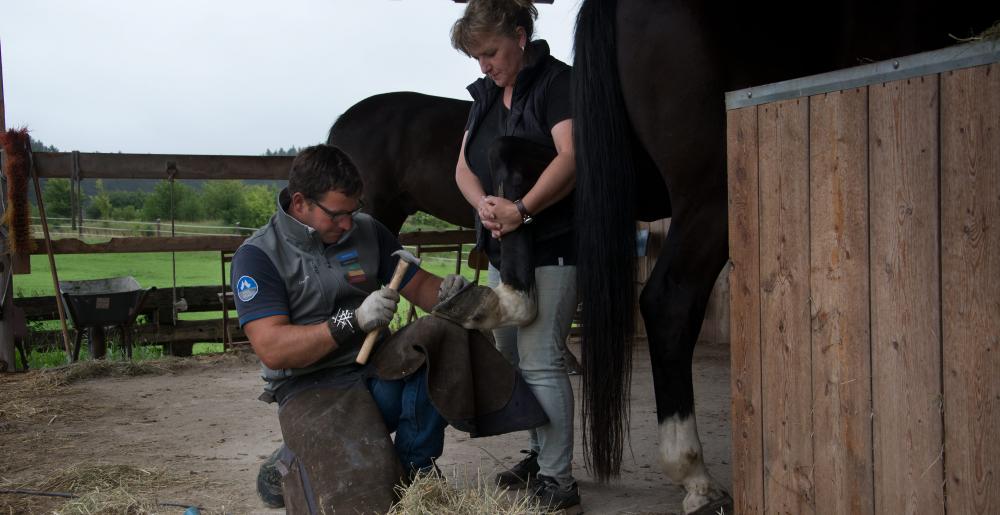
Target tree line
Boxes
[29,138,300,228]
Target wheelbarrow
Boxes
[59,276,156,361]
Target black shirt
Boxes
[464,62,575,267]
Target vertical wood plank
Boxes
[727,105,764,513]
[869,75,944,514]
[758,98,815,514]
[941,63,1000,514]
[808,88,875,515]
[699,267,730,344]
[634,218,670,339]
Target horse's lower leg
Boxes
[641,205,729,514]
[432,137,555,329]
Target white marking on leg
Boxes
[659,414,728,514]
[493,283,536,327]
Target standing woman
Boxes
[451,0,579,510]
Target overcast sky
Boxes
[0,1,581,155]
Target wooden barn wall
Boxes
[726,62,999,514]
[940,63,999,515]
[727,104,764,514]
[809,87,873,515]
[869,75,944,513]
[757,97,814,514]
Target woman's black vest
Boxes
[464,40,575,260]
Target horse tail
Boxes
[573,0,635,482]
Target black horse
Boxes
[328,92,548,327]
[573,0,999,513]
[327,92,473,234]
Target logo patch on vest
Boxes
[236,275,259,302]
[337,249,367,285]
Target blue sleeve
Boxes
[374,221,418,289]
[230,245,289,326]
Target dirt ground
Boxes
[0,339,731,514]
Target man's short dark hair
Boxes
[288,144,363,200]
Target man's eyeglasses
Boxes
[310,198,364,223]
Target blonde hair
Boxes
[451,0,538,56]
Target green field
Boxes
[14,249,478,297]
[13,242,482,369]
[15,252,227,297]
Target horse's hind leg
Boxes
[642,201,730,514]
[614,1,732,511]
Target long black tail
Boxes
[573,0,636,482]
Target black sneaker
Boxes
[531,474,580,511]
[495,449,539,489]
[256,447,285,509]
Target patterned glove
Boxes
[438,274,471,303]
[355,287,400,332]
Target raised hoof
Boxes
[688,491,733,515]
[432,284,499,328]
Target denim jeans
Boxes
[367,366,448,473]
[489,264,577,486]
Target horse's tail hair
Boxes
[573,0,635,483]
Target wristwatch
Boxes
[514,199,534,225]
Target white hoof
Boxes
[435,283,536,330]
[491,283,536,327]
[658,414,732,515]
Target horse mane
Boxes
[573,0,636,483]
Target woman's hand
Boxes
[480,195,522,239]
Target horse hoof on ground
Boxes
[432,283,536,329]
[685,489,732,515]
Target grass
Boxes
[15,343,224,370]
[14,252,226,297]
[13,216,484,369]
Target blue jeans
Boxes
[489,265,577,486]
[367,366,448,473]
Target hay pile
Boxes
[389,470,551,515]
[2,351,260,423]
[35,359,185,387]
[2,463,205,514]
[25,349,258,388]
[953,19,1000,42]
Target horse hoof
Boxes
[432,285,501,329]
[687,491,733,515]
[432,283,536,329]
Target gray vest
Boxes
[242,189,384,386]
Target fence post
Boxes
[0,39,18,372]
[156,218,160,237]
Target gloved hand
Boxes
[355,287,400,332]
[438,274,471,303]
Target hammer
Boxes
[355,249,421,364]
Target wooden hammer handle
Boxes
[355,259,411,364]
